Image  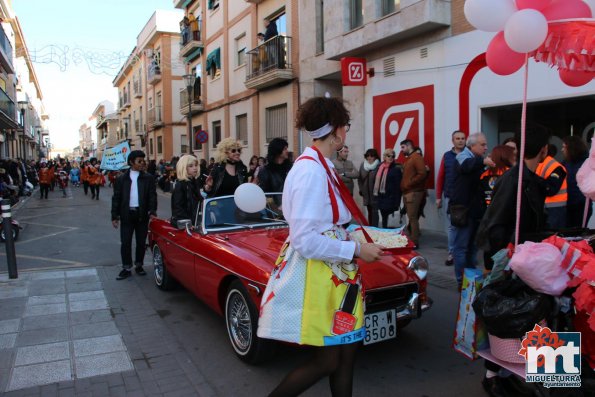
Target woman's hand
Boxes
[358,243,384,262]
[204,175,213,191]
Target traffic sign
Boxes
[196,130,208,144]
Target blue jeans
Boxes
[443,197,455,255]
[452,218,480,283]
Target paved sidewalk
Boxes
[0,266,217,397]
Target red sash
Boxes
[297,147,373,243]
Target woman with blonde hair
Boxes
[204,138,248,197]
[171,154,202,227]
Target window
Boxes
[181,135,188,154]
[212,120,221,148]
[235,33,247,67]
[194,125,203,151]
[157,136,163,154]
[265,104,287,143]
[350,0,363,29]
[381,0,400,16]
[208,0,219,10]
[236,114,248,145]
[206,48,221,79]
[150,138,154,155]
[316,0,324,53]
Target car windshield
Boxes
[202,193,286,233]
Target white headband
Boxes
[305,123,334,139]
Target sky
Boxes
[13,0,177,151]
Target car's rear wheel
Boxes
[153,245,175,290]
[0,225,18,242]
[225,280,274,364]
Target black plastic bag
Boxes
[472,278,553,339]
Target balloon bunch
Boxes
[465,0,595,86]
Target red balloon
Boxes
[486,32,526,75]
[516,0,551,11]
[542,0,592,20]
[559,69,594,87]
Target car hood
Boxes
[224,228,417,289]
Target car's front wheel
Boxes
[153,245,175,290]
[225,280,274,364]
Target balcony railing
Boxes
[180,27,203,60]
[147,62,162,85]
[135,119,146,134]
[147,106,163,129]
[119,92,130,109]
[0,24,14,73]
[0,88,15,121]
[245,36,293,90]
[179,89,203,115]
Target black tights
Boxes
[269,343,359,397]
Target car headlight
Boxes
[407,256,428,280]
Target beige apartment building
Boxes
[0,1,48,162]
[114,9,186,162]
[174,0,299,161]
[92,100,118,160]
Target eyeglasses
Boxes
[345,123,351,132]
[230,148,242,154]
[384,154,394,158]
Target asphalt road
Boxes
[2,184,487,396]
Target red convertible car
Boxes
[148,193,432,364]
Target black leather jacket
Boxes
[207,161,248,198]
[111,170,157,222]
[171,178,202,226]
[257,161,292,193]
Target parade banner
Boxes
[100,142,130,170]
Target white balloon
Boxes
[464,0,518,32]
[234,183,267,213]
[584,0,595,17]
[504,9,548,53]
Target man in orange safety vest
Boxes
[535,144,567,229]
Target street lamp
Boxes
[17,101,29,162]
[183,73,196,154]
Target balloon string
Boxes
[582,198,591,228]
[514,54,529,250]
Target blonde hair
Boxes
[176,154,199,181]
[215,137,242,163]
[383,148,395,158]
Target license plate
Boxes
[363,309,397,345]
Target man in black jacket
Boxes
[111,150,157,280]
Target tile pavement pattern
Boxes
[0,268,216,397]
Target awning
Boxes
[206,48,220,71]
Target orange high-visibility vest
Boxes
[536,156,567,208]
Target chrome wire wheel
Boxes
[226,288,252,354]
[153,246,164,287]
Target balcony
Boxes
[0,24,14,74]
[325,0,450,60]
[179,89,203,115]
[147,62,162,85]
[147,106,164,130]
[118,93,131,110]
[133,77,142,98]
[135,119,146,135]
[0,88,17,129]
[245,36,293,90]
[180,26,203,60]
[96,114,107,128]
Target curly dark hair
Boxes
[562,135,588,162]
[364,148,380,160]
[295,97,350,140]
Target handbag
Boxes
[452,268,489,360]
[449,203,469,227]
